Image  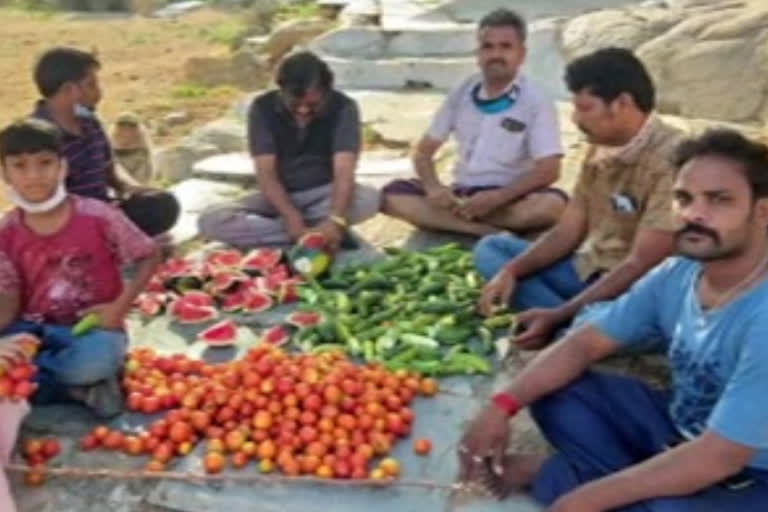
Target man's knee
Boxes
[351,184,382,222]
[122,190,180,236]
[501,192,566,231]
[472,233,529,278]
[197,205,236,240]
[529,372,602,435]
[54,331,126,385]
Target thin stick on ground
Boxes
[5,462,482,493]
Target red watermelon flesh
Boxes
[220,291,248,312]
[135,293,165,317]
[207,271,249,295]
[170,300,218,324]
[260,325,289,346]
[241,291,274,313]
[162,257,196,278]
[198,320,238,346]
[181,291,214,308]
[241,248,283,273]
[205,249,243,268]
[298,232,326,250]
[285,311,323,328]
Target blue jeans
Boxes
[531,372,768,511]
[473,233,589,310]
[1,321,126,404]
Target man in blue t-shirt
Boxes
[458,129,768,511]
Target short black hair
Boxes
[675,129,768,199]
[478,8,527,42]
[34,47,100,98]
[565,47,655,113]
[276,51,334,97]
[0,118,62,160]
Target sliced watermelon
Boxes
[285,311,324,328]
[198,320,238,346]
[205,249,243,268]
[241,291,274,313]
[145,275,165,293]
[260,325,289,346]
[220,291,248,312]
[277,281,299,304]
[207,270,249,295]
[249,276,278,294]
[162,257,196,278]
[297,231,326,251]
[181,290,214,308]
[241,248,283,273]
[135,292,165,317]
[169,300,218,324]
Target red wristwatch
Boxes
[491,392,522,417]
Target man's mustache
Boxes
[485,59,506,67]
[677,223,720,245]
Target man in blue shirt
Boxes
[458,129,768,511]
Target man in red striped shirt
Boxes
[30,47,179,237]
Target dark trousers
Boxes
[118,189,180,237]
[531,372,768,511]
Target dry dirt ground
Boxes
[0,6,248,210]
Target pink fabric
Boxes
[0,196,156,325]
[0,400,29,512]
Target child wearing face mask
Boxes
[0,119,161,419]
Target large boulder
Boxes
[561,7,682,59]
[257,18,335,64]
[560,0,768,125]
[155,140,219,183]
[155,117,247,183]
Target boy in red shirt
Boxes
[0,118,160,418]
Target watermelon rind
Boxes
[198,320,238,346]
[285,311,323,328]
[241,248,283,273]
[260,325,289,346]
[170,301,219,324]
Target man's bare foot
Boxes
[481,454,546,500]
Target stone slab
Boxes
[191,150,413,188]
[167,178,245,245]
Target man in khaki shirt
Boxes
[476,47,684,348]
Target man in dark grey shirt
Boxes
[198,52,380,250]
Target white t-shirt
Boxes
[428,73,563,188]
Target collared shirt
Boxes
[32,101,112,201]
[572,116,685,279]
[247,90,361,192]
[427,73,563,188]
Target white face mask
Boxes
[6,179,68,214]
[4,159,69,214]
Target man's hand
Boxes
[457,404,510,483]
[286,214,308,242]
[456,190,505,220]
[513,308,570,350]
[548,491,606,512]
[314,219,344,253]
[425,185,457,210]
[79,302,128,331]
[478,268,517,316]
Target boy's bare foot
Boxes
[481,453,546,500]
